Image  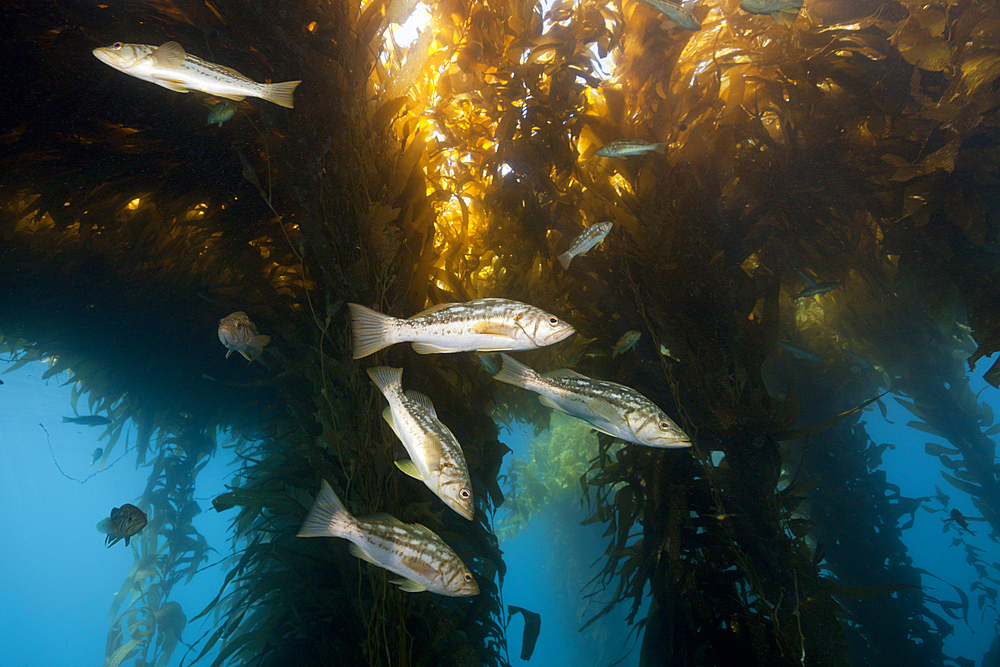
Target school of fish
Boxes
[87,9,709,597]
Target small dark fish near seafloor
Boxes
[62,415,111,426]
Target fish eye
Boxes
[112,42,123,50]
[463,573,473,582]
[548,316,559,326]
[658,420,671,430]
[460,488,471,499]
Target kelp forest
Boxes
[2,0,999,665]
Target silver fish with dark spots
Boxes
[218,311,270,362]
[595,139,667,158]
[558,222,613,269]
[297,480,479,596]
[739,0,804,26]
[93,41,300,108]
[348,298,575,359]
[638,0,702,31]
[367,366,474,520]
[490,354,691,448]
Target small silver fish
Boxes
[794,268,818,290]
[90,448,104,468]
[347,298,575,359]
[491,354,691,448]
[595,139,667,158]
[638,0,701,31]
[795,282,841,299]
[612,330,641,359]
[558,222,613,269]
[739,0,804,26]
[775,340,823,362]
[207,100,237,126]
[367,367,474,520]
[93,41,301,108]
[298,480,479,596]
[97,503,148,548]
[218,311,271,362]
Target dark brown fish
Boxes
[62,415,111,426]
[97,503,148,547]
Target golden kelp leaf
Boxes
[961,51,1000,93]
[372,97,409,130]
[893,16,952,71]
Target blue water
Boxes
[1,359,996,665]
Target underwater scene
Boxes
[2,0,1000,665]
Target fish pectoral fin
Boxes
[381,407,401,438]
[473,321,519,339]
[411,341,453,354]
[151,41,187,68]
[401,554,439,580]
[391,577,427,593]
[152,77,191,93]
[587,397,625,426]
[224,349,233,359]
[348,543,379,565]
[237,348,254,362]
[395,459,423,481]
[214,93,247,102]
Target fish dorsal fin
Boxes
[381,406,401,438]
[391,577,428,592]
[410,523,440,540]
[348,543,379,565]
[473,321,519,339]
[404,390,437,417]
[364,512,404,525]
[395,459,423,480]
[543,368,587,381]
[587,397,624,426]
[151,42,187,68]
[410,302,456,318]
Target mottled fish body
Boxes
[558,222,613,269]
[638,0,702,30]
[207,100,237,126]
[595,139,667,158]
[218,311,271,362]
[612,330,641,359]
[739,0,804,26]
[490,354,691,448]
[348,298,575,359]
[93,42,300,108]
[97,503,148,548]
[367,367,474,520]
[298,480,479,596]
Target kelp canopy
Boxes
[2,0,999,665]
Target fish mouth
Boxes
[540,324,576,345]
[218,326,239,347]
[92,47,120,67]
[655,436,692,448]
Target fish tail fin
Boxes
[491,354,536,389]
[297,480,352,538]
[653,142,668,153]
[261,80,301,109]
[96,518,115,536]
[62,417,72,423]
[348,303,397,359]
[366,366,403,395]
[557,251,573,270]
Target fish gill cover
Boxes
[0,0,999,666]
